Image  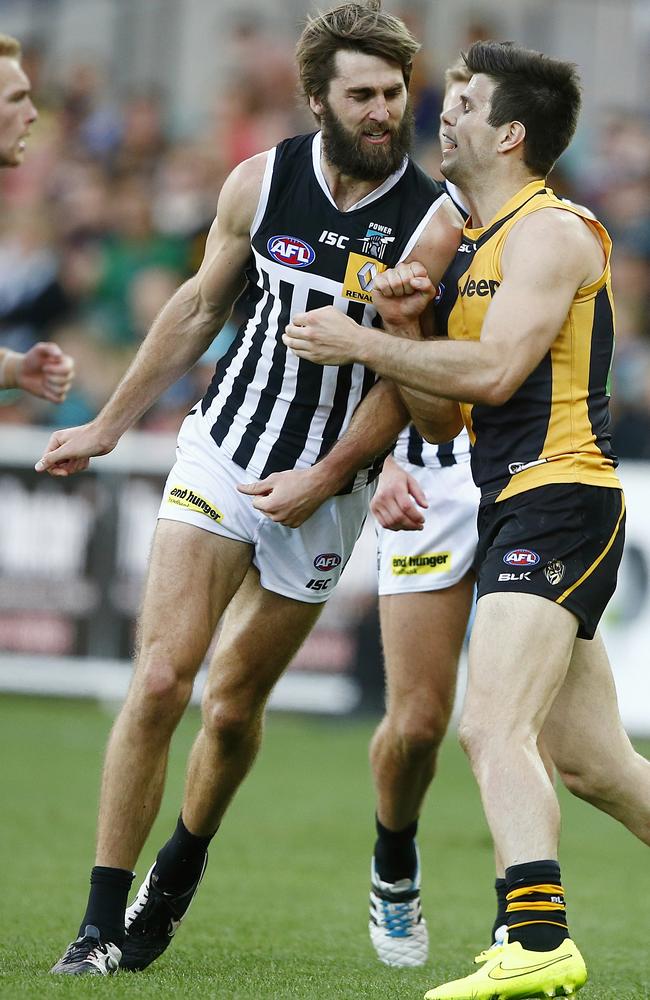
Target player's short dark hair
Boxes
[296,0,420,102]
[463,40,581,177]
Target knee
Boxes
[458,713,510,770]
[131,660,193,729]
[388,707,449,761]
[201,688,261,751]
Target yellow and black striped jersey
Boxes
[434,179,621,503]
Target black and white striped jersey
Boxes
[199,131,448,491]
[393,423,471,469]
[393,179,471,471]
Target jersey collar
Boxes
[464,179,547,240]
[312,131,409,213]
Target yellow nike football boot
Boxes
[424,936,587,999]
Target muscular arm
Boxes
[284,208,605,407]
[385,197,464,441]
[36,152,268,475]
[238,378,409,527]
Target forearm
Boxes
[397,385,463,443]
[95,279,229,438]
[311,379,409,492]
[359,328,501,405]
[0,348,21,389]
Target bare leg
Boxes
[183,567,323,836]
[95,522,252,869]
[370,572,474,830]
[543,629,650,845]
[459,592,578,867]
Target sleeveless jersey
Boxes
[200,132,448,490]
[436,179,620,503]
[394,180,471,471]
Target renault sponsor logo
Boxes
[167,485,223,522]
[342,252,387,302]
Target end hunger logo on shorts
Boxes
[167,485,223,523]
[392,552,450,576]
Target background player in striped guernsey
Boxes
[365,60,480,970]
[0,33,75,404]
[36,1,465,978]
[283,40,650,999]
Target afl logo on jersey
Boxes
[267,236,316,267]
[503,548,540,567]
[314,552,341,571]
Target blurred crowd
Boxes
[1,19,649,458]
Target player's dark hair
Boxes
[463,40,581,177]
[296,0,419,102]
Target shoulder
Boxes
[216,151,271,237]
[503,205,604,282]
[411,196,463,259]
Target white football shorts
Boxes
[376,459,479,596]
[158,412,373,604]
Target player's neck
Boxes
[465,168,540,229]
[319,154,393,212]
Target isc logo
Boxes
[267,236,315,267]
[313,552,341,571]
[503,548,540,567]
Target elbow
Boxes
[415,412,464,444]
[479,371,518,408]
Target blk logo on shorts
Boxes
[314,552,341,571]
[503,548,540,567]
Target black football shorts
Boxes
[474,483,625,639]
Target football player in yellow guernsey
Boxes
[284,40,650,1000]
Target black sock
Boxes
[78,866,134,946]
[154,814,214,892]
[492,877,508,940]
[505,860,569,952]
[373,816,418,883]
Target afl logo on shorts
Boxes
[503,548,540,567]
[267,236,316,267]
[314,552,341,571]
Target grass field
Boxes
[0,694,648,1000]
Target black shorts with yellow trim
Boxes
[474,483,625,639]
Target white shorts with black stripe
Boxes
[158,411,373,604]
[376,460,479,596]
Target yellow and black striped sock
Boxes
[505,860,569,952]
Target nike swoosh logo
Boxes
[488,953,572,981]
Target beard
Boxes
[319,100,414,182]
